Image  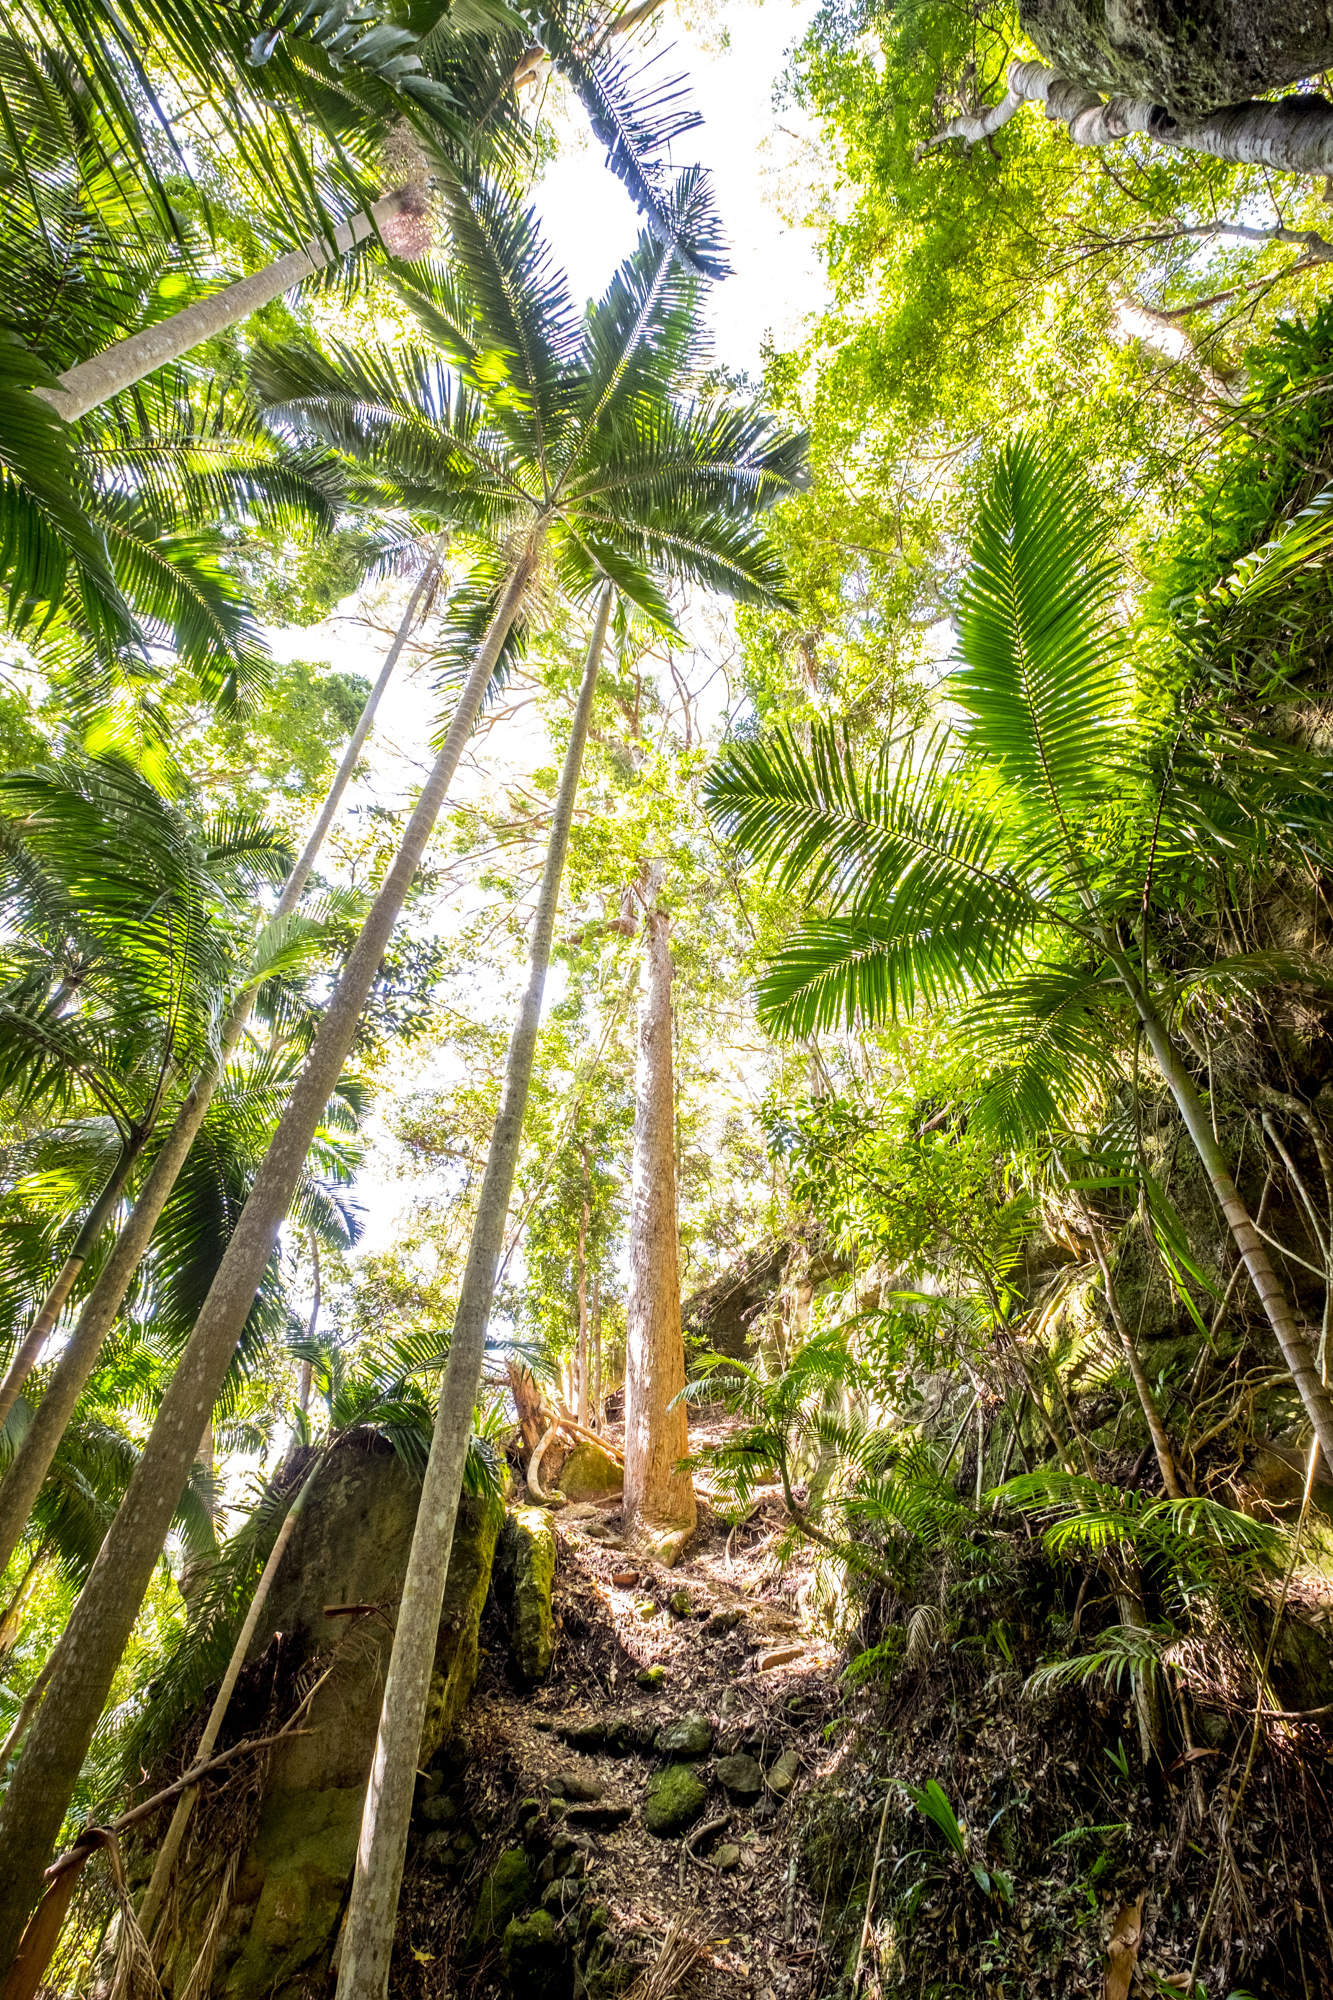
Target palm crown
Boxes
[252,163,807,650]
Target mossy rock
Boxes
[501,1909,572,1999]
[656,1710,712,1758]
[465,1847,535,1958]
[558,1439,623,1501]
[643,1764,708,1837]
[495,1504,557,1684]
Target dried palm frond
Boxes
[905,1602,946,1668]
[623,1919,704,2000]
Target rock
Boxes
[494,1505,557,1686]
[558,1439,623,1502]
[643,1764,708,1836]
[756,1645,805,1672]
[465,1847,535,1958]
[164,1445,502,2000]
[501,1910,571,2000]
[635,1664,666,1690]
[704,1608,743,1635]
[637,1522,691,1568]
[418,1792,458,1826]
[559,1716,607,1753]
[586,1968,637,1999]
[767,1749,800,1798]
[714,1753,762,1803]
[564,1802,633,1831]
[668,1589,692,1617]
[548,1771,603,1801]
[656,1711,712,1759]
[604,1715,657,1755]
[715,1843,742,1871]
[634,1599,658,1622]
[611,1569,640,1588]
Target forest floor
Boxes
[392,1404,848,2000]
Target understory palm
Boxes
[707,435,1333,1470]
[0,163,803,1970]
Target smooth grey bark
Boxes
[136,1455,323,1947]
[0,561,439,1581]
[622,880,696,1559]
[334,583,613,2000]
[0,544,538,1975]
[34,189,427,424]
[931,58,1333,176]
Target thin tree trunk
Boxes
[1127,983,1333,1471]
[931,56,1333,177]
[34,190,426,425]
[1076,1202,1187,1500]
[299,1232,321,1418]
[0,561,438,1581]
[0,1139,140,1429]
[592,1272,602,1428]
[334,582,612,2000]
[136,1455,322,1948]
[0,544,539,1974]
[622,885,696,1561]
[576,1148,590,1428]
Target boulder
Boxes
[716,1842,741,1871]
[558,1439,623,1501]
[466,1847,535,1959]
[656,1710,712,1759]
[635,1665,666,1690]
[501,1909,571,1999]
[161,1442,503,2000]
[767,1748,801,1799]
[643,1764,708,1837]
[494,1505,557,1685]
[715,1753,762,1803]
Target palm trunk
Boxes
[299,1233,321,1419]
[0,545,538,1974]
[0,562,437,1581]
[136,1455,322,1948]
[333,583,611,2000]
[34,190,425,425]
[576,1150,590,1427]
[0,1139,141,1429]
[622,891,696,1561]
[1124,972,1333,1470]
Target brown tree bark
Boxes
[622,884,695,1564]
[576,1147,591,1427]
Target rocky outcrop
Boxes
[494,1504,557,1684]
[557,1439,622,1502]
[162,1440,503,2000]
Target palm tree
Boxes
[0,758,289,1426]
[0,546,442,1584]
[706,435,1333,1471]
[0,161,803,1969]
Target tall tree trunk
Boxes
[299,1231,322,1418]
[0,1138,142,1428]
[136,1455,322,1948]
[334,583,612,2000]
[622,886,696,1564]
[1116,960,1333,1470]
[592,1272,602,1428]
[34,190,427,425]
[1073,1199,1187,1499]
[0,560,438,1581]
[576,1148,590,1427]
[931,56,1333,176]
[0,545,538,1974]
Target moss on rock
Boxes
[494,1504,557,1684]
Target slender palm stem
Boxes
[36,192,424,425]
[0,541,539,1973]
[335,581,612,2000]
[0,559,440,1580]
